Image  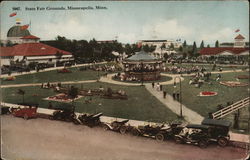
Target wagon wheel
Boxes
[217,137,228,147]
[102,124,110,131]
[174,137,183,144]
[119,126,127,134]
[198,140,208,148]
[23,114,28,120]
[131,128,140,136]
[155,133,165,142]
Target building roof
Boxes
[0,43,72,57]
[7,25,31,37]
[21,35,40,40]
[202,118,231,127]
[235,34,245,40]
[141,40,168,42]
[200,47,249,55]
[125,50,159,61]
[0,47,14,56]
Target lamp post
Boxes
[174,76,182,118]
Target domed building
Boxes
[7,21,32,44]
[1,21,73,67]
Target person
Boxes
[48,102,53,109]
[160,85,163,91]
[41,83,44,88]
[163,91,167,99]
[99,86,104,92]
[156,83,160,91]
[176,93,180,101]
[216,74,221,81]
[152,82,155,88]
[172,92,176,100]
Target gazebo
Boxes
[122,50,163,81]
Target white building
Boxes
[1,21,73,67]
[137,40,182,58]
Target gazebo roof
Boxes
[125,50,159,61]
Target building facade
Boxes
[1,21,73,67]
[137,40,182,58]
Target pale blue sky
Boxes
[1,1,249,45]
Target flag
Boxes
[235,29,240,32]
[9,12,17,17]
[21,24,29,30]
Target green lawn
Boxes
[163,71,249,117]
[1,68,106,85]
[165,63,248,72]
[1,82,178,123]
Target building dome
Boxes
[7,26,31,37]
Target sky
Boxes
[0,1,249,45]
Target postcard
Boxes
[0,1,249,160]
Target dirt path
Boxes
[1,115,248,160]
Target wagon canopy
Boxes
[186,124,210,130]
[201,118,231,127]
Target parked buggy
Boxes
[130,123,167,141]
[155,122,184,141]
[102,119,132,134]
[12,106,38,120]
[77,112,103,127]
[174,124,211,148]
[201,118,231,147]
[50,108,78,124]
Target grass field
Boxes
[1,82,178,123]
[1,68,106,85]
[163,71,249,117]
[165,63,248,72]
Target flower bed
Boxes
[198,91,217,97]
[236,75,249,79]
[44,93,82,103]
[57,68,72,73]
[3,76,16,81]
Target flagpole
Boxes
[29,20,31,33]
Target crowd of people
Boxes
[164,65,207,74]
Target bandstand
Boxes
[122,51,163,81]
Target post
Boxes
[174,76,182,118]
[141,61,144,86]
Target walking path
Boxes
[145,84,204,124]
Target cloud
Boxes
[199,28,235,44]
[117,33,137,44]
[35,19,91,40]
[142,19,192,40]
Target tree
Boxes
[207,44,210,48]
[215,40,219,48]
[192,41,197,57]
[200,40,204,49]
[178,46,183,52]
[170,43,175,50]
[183,40,187,48]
